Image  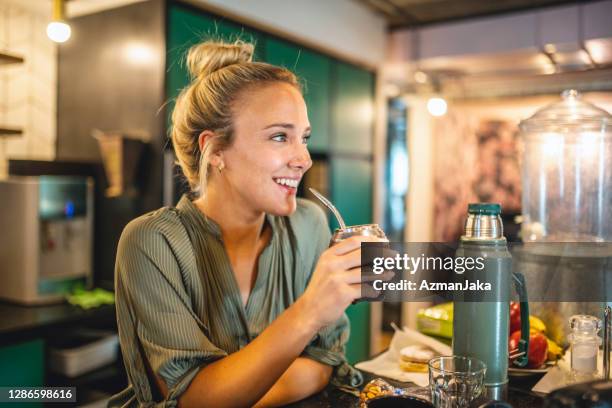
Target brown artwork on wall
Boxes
[434,118,521,241]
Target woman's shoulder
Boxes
[115,206,198,306]
[119,206,186,248]
[116,206,196,280]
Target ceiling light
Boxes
[47,21,71,43]
[427,97,447,116]
[47,0,71,43]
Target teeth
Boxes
[275,178,299,188]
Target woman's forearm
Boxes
[253,358,332,408]
[178,298,320,408]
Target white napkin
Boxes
[532,349,611,394]
[531,355,570,394]
[355,324,452,387]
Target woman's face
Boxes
[217,82,312,217]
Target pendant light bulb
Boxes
[47,0,71,43]
[427,97,447,117]
[47,21,71,43]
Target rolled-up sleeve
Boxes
[115,217,227,406]
[302,315,363,387]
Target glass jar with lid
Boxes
[519,90,612,242]
[568,314,602,382]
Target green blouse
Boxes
[109,195,362,407]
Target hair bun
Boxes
[186,40,254,78]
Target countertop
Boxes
[0,301,115,346]
[288,370,545,407]
[0,302,545,406]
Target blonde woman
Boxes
[109,40,383,407]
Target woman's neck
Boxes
[193,186,267,249]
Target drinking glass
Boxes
[429,356,486,408]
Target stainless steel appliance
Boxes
[0,176,93,304]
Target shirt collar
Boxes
[176,194,277,243]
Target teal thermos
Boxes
[452,203,512,401]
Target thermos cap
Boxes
[468,203,502,216]
[463,203,504,240]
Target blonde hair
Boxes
[170,40,300,195]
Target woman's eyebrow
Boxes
[262,124,312,134]
[263,123,294,130]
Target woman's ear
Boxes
[198,130,223,168]
[198,130,215,153]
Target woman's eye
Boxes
[271,134,287,142]
[302,134,311,144]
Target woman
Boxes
[110,40,383,407]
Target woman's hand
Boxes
[298,235,389,331]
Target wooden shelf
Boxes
[0,51,24,66]
[0,54,24,138]
[0,127,23,136]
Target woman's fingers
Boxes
[343,268,362,284]
[335,249,399,275]
[361,283,381,300]
[363,270,395,283]
[335,251,363,272]
[347,283,363,300]
[341,269,395,284]
[347,283,381,300]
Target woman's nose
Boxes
[289,144,312,170]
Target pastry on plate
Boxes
[398,345,435,372]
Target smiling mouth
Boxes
[273,177,300,189]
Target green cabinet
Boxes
[331,157,373,363]
[345,302,370,365]
[330,157,373,229]
[265,38,331,153]
[0,339,44,408]
[332,62,375,155]
[166,4,264,106]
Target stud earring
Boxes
[217,163,224,173]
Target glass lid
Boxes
[519,89,612,133]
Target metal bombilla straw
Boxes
[308,188,347,230]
